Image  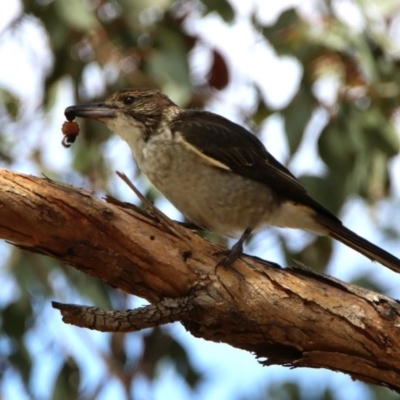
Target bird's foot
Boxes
[213,228,253,277]
[214,243,243,268]
[213,240,245,280]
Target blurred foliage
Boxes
[0,0,400,399]
[240,380,336,400]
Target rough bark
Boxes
[1,168,400,391]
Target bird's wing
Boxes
[171,110,338,221]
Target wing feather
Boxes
[170,111,339,222]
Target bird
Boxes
[64,88,400,273]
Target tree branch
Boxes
[1,168,400,391]
[51,296,204,332]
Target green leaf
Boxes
[292,236,333,272]
[308,20,352,53]
[318,117,356,172]
[2,300,32,338]
[0,88,20,119]
[362,110,400,156]
[283,86,314,155]
[140,328,202,388]
[166,334,202,388]
[351,274,387,292]
[261,9,301,56]
[54,0,98,30]
[298,174,346,215]
[52,357,80,400]
[148,28,190,90]
[9,343,32,388]
[201,0,234,22]
[370,384,400,400]
[263,8,299,34]
[251,97,274,125]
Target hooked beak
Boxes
[64,103,117,121]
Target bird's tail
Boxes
[322,221,400,274]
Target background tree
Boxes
[1,0,400,399]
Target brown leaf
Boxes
[207,49,229,90]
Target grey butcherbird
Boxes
[65,88,400,273]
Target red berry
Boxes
[61,121,80,148]
[62,121,80,136]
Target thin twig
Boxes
[116,171,189,238]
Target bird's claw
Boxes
[213,241,245,278]
[213,248,240,268]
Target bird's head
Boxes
[64,88,179,140]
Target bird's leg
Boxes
[214,228,253,267]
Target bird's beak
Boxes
[64,103,117,121]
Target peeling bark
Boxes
[1,168,400,391]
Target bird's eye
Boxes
[123,96,134,105]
